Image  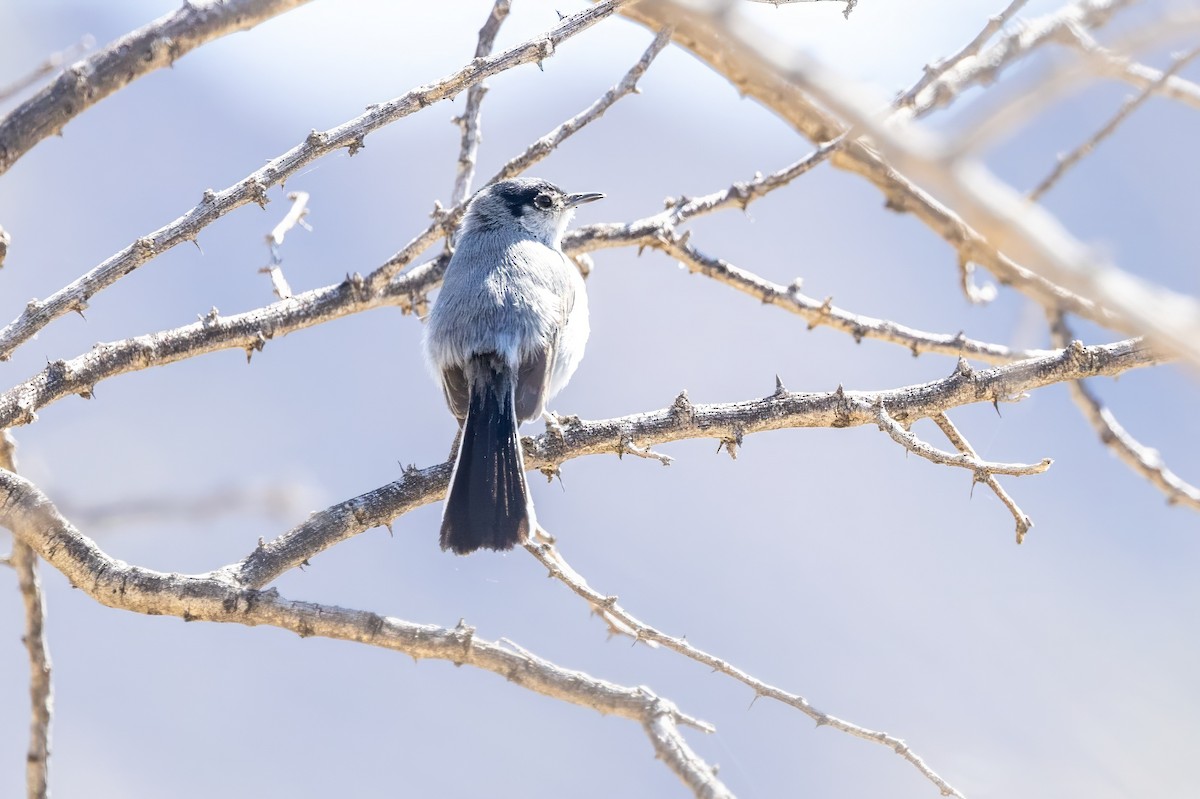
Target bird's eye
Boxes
[533,193,554,210]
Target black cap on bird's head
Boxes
[461,177,604,245]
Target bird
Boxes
[423,177,603,554]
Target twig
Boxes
[1,434,53,799]
[0,223,9,268]
[874,401,1052,478]
[0,1,312,174]
[1029,46,1200,201]
[0,0,633,363]
[895,0,1031,109]
[451,0,514,206]
[931,413,1035,542]
[957,254,998,305]
[1050,315,1200,511]
[0,468,728,799]
[365,23,672,295]
[259,191,311,300]
[0,35,95,104]
[218,338,1157,589]
[526,538,964,798]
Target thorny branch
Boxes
[451,0,514,207]
[0,0,634,362]
[365,24,673,296]
[0,468,729,799]
[1050,316,1200,511]
[931,413,1036,542]
[0,0,312,174]
[223,338,1156,590]
[526,538,965,798]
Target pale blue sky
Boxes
[1,2,1197,798]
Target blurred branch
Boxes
[0,1,311,174]
[450,0,514,206]
[647,0,1200,367]
[0,0,633,364]
[0,468,728,799]
[365,23,672,295]
[893,0,1136,121]
[1,434,53,799]
[1064,24,1200,112]
[1050,315,1200,511]
[259,191,311,300]
[225,338,1157,588]
[1029,46,1200,201]
[0,35,95,105]
[0,223,9,268]
[57,484,310,531]
[895,0,1030,110]
[526,537,964,798]
[932,412,1035,542]
[621,1,1126,334]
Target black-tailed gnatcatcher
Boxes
[424,178,603,554]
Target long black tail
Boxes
[440,358,534,554]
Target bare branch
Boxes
[646,0,1200,366]
[0,35,95,105]
[0,1,312,174]
[1066,26,1200,112]
[1050,316,1200,512]
[223,338,1157,589]
[570,219,1054,363]
[0,0,634,363]
[932,413,1035,542]
[0,468,728,799]
[875,401,1052,478]
[451,0,514,206]
[526,538,964,798]
[1029,46,1200,201]
[365,23,673,295]
[895,0,1031,109]
[644,709,734,799]
[895,0,1136,121]
[621,1,1127,333]
[1,434,53,799]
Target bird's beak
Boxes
[565,191,605,207]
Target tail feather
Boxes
[440,360,534,554]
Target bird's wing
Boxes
[441,363,469,421]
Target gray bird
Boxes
[424,178,603,554]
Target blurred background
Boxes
[1,1,1198,797]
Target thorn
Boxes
[774,374,786,396]
[992,397,1002,417]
